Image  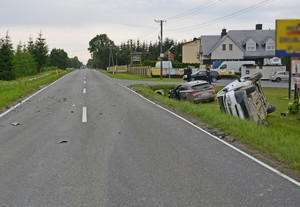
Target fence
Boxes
[107,65,151,78]
[107,65,128,73]
[128,66,151,77]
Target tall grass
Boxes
[132,84,300,171]
[0,70,71,111]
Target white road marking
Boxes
[83,88,86,94]
[84,80,86,84]
[82,107,87,123]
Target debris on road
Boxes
[10,122,21,126]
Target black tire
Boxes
[275,77,281,82]
[249,72,262,82]
[267,105,276,114]
[212,76,217,83]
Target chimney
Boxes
[221,28,227,37]
[256,24,262,30]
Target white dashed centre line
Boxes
[83,88,86,94]
[82,107,87,123]
[84,80,86,84]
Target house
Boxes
[182,38,200,64]
[199,24,276,66]
[163,50,175,61]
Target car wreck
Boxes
[169,81,216,103]
[217,72,276,124]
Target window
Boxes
[229,44,233,51]
[245,39,257,51]
[247,42,256,51]
[220,64,227,69]
[266,42,275,51]
[222,44,226,51]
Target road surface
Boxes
[0,69,299,206]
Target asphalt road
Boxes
[0,69,299,206]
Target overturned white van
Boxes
[217,72,275,124]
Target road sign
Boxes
[276,19,300,57]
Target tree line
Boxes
[87,34,199,69]
[0,32,82,81]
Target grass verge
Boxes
[131,84,300,173]
[99,70,184,82]
[0,69,72,111]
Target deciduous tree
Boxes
[49,48,68,69]
[88,34,115,69]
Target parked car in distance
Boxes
[183,70,221,82]
[270,71,289,82]
[169,81,216,103]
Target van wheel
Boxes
[267,105,276,114]
[275,77,281,82]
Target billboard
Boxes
[276,19,300,57]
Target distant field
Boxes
[100,70,184,82]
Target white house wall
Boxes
[211,37,244,60]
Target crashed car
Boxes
[217,72,275,124]
[169,81,216,103]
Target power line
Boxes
[166,0,273,33]
[135,0,222,41]
[166,0,226,23]
[136,26,160,41]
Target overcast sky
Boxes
[0,0,299,64]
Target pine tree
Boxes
[32,32,48,72]
[0,33,15,80]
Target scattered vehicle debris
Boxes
[10,122,21,126]
[155,89,164,96]
[169,81,216,103]
[217,72,276,124]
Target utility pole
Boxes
[155,19,166,79]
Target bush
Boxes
[288,100,300,114]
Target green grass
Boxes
[0,69,72,111]
[131,84,300,172]
[100,70,184,82]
